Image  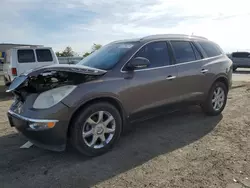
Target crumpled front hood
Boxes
[24,64,107,76]
[7,64,107,93]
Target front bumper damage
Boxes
[7,101,71,152]
[6,64,107,152]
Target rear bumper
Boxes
[7,105,70,151]
[232,60,250,68]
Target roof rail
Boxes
[109,38,141,44]
[141,34,208,40]
[13,45,45,49]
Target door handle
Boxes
[201,69,208,73]
[166,75,176,80]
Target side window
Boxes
[198,41,222,57]
[18,49,35,63]
[191,43,202,60]
[134,41,170,69]
[36,49,53,62]
[171,41,196,64]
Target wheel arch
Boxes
[67,96,128,137]
[212,75,229,91]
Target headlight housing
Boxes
[33,85,77,109]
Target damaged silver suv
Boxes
[7,34,233,156]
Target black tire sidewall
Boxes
[70,102,122,156]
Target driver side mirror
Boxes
[127,57,150,70]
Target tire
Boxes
[70,102,122,156]
[201,82,228,116]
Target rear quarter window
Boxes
[198,41,222,57]
[36,49,53,62]
[18,49,35,63]
[191,43,203,60]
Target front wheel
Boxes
[201,82,228,116]
[70,102,122,156]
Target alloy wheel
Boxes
[82,111,116,149]
[212,87,225,111]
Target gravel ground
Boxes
[0,80,250,188]
[233,69,250,82]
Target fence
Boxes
[57,57,83,64]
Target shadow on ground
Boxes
[0,106,222,188]
[0,85,13,101]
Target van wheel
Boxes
[201,82,228,116]
[70,102,122,156]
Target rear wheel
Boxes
[201,82,228,116]
[70,102,122,156]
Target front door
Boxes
[122,41,178,120]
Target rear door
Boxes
[3,50,10,79]
[169,40,206,102]
[35,49,57,67]
[16,49,38,76]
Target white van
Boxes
[3,46,59,85]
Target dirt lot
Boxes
[0,79,250,188]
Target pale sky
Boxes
[1,0,250,55]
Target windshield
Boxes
[77,42,137,70]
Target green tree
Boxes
[91,44,102,52]
[83,43,102,57]
[55,52,61,57]
[59,46,73,57]
[83,52,91,57]
[55,46,75,57]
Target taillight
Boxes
[11,68,17,76]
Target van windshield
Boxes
[77,42,137,70]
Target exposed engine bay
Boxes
[7,64,107,102]
[26,71,99,93]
